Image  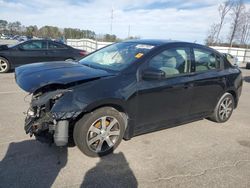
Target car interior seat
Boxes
[196,56,210,71]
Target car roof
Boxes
[122,39,223,56]
[123,39,178,45]
[122,39,199,46]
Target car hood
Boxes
[15,61,114,93]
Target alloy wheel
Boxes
[86,116,121,153]
[219,97,233,121]
[0,59,8,73]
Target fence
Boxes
[210,46,250,63]
[66,39,250,63]
[66,38,112,53]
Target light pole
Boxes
[110,7,113,35]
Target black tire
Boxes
[73,107,126,157]
[209,92,234,123]
[0,57,10,73]
[246,62,250,69]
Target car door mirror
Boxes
[142,68,165,80]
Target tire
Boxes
[246,62,250,69]
[209,92,234,123]
[73,107,126,157]
[0,57,10,73]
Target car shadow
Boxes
[81,152,138,188]
[0,140,67,188]
[243,76,250,83]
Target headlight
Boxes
[31,89,72,107]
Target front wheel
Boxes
[0,57,10,73]
[209,92,234,123]
[73,107,126,157]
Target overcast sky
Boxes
[1,0,250,43]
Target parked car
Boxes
[0,34,9,39]
[15,40,243,157]
[0,39,87,73]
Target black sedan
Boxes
[0,39,87,73]
[15,40,243,157]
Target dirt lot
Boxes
[0,68,250,188]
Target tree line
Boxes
[0,20,135,42]
[206,0,250,47]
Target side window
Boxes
[48,42,67,49]
[21,41,47,50]
[148,47,191,76]
[194,48,221,72]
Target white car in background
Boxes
[0,34,9,40]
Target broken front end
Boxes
[25,89,81,146]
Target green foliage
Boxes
[64,28,95,39]
[0,19,124,42]
[103,34,117,42]
[25,25,38,37]
[0,20,8,31]
[37,25,62,39]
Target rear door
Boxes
[189,46,226,117]
[12,40,48,65]
[47,41,71,61]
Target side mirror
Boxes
[142,68,165,80]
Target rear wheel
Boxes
[73,107,126,157]
[0,57,10,73]
[209,93,234,123]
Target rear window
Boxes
[194,48,221,72]
[48,42,67,49]
[21,41,47,50]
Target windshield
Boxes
[79,42,155,71]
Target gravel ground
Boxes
[0,67,250,188]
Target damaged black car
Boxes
[15,40,243,157]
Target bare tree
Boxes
[215,0,234,43]
[205,23,220,45]
[0,20,8,32]
[239,10,250,44]
[228,0,245,47]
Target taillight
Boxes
[79,51,87,56]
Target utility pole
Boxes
[110,7,113,35]
[128,24,130,38]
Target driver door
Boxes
[12,40,48,66]
[135,46,194,135]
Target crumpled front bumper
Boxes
[24,115,36,134]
